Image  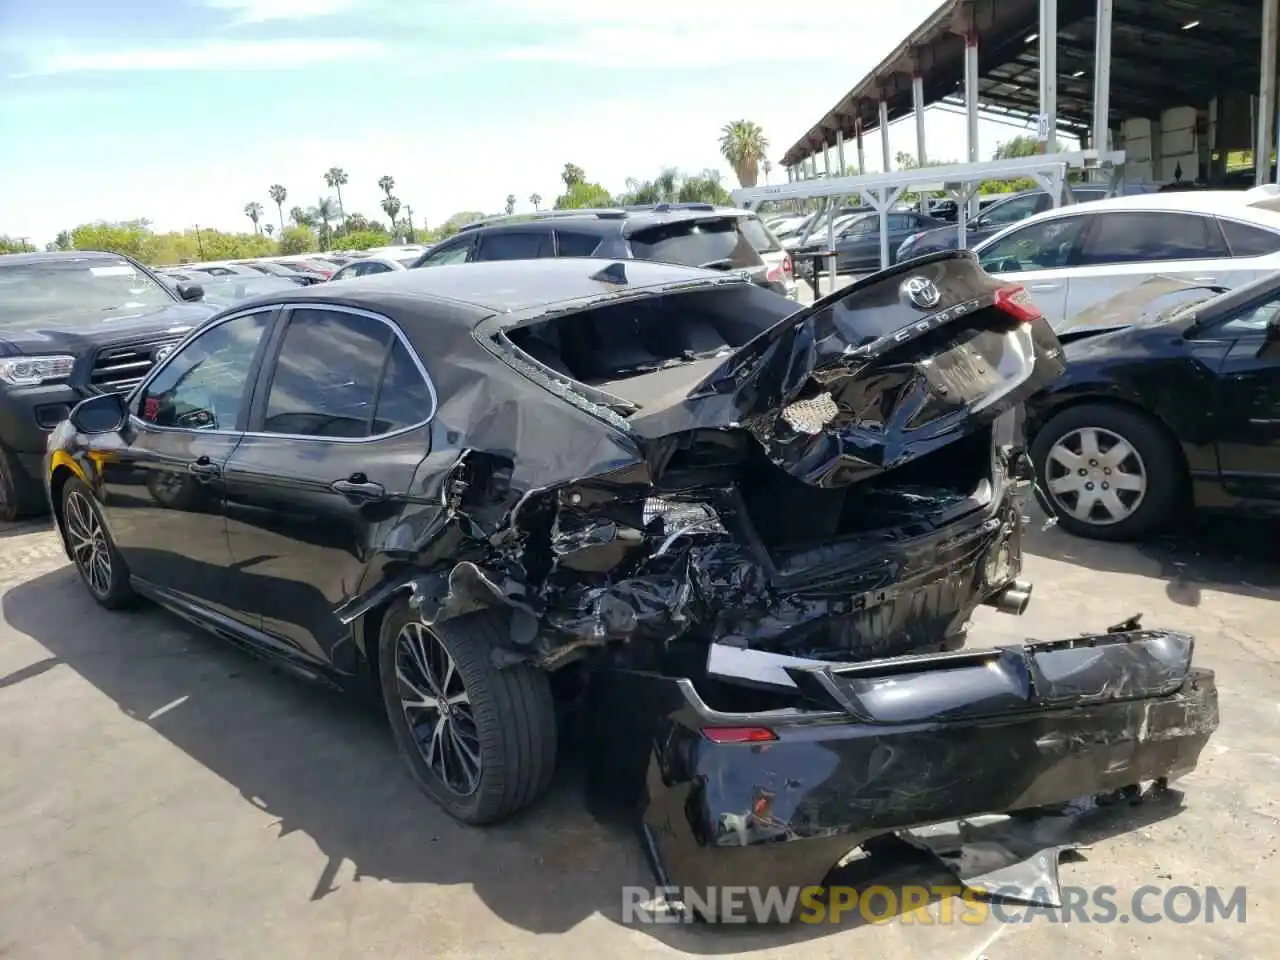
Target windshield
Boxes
[0,257,175,323]
[628,217,762,270]
[186,275,305,306]
[739,216,782,254]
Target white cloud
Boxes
[201,0,358,24]
[19,39,382,76]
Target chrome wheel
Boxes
[66,490,113,595]
[1044,426,1147,526]
[394,621,481,797]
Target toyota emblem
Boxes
[155,344,175,364]
[902,276,942,309]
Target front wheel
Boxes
[378,603,557,825]
[61,478,136,608]
[1031,403,1184,542]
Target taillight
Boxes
[994,285,1042,323]
[782,252,793,276]
[703,727,778,744]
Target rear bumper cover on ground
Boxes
[584,629,1218,899]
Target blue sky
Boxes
[0,0,1048,244]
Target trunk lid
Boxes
[624,251,1066,487]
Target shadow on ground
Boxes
[1024,512,1280,607]
[1,566,1189,951]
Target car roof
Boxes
[0,250,138,267]
[232,257,738,325]
[1039,189,1280,218]
[456,204,761,237]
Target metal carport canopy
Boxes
[781,0,1269,166]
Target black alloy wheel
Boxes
[61,478,136,608]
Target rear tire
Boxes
[1031,403,1183,542]
[0,444,40,523]
[378,602,557,825]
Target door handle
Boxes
[331,475,385,501]
[1190,276,1218,283]
[187,456,220,479]
[1028,283,1062,292]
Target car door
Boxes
[1062,212,1254,330]
[221,305,434,668]
[835,218,878,269]
[93,308,276,620]
[976,213,1090,328]
[1204,295,1280,502]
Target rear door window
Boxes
[628,217,762,269]
[1219,219,1280,257]
[978,215,1088,272]
[554,231,601,257]
[1077,212,1229,265]
[476,231,553,261]
[416,237,475,267]
[977,193,1048,228]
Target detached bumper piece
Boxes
[584,629,1219,920]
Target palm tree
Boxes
[561,163,585,189]
[268,184,288,234]
[311,197,337,249]
[762,160,772,184]
[244,201,263,234]
[505,194,517,215]
[381,195,402,234]
[378,175,395,199]
[324,167,349,227]
[263,223,275,237]
[529,192,542,210]
[718,120,769,188]
[289,205,310,227]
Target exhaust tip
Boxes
[987,583,1033,616]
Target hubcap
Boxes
[394,622,481,796]
[1044,426,1147,526]
[66,491,112,595]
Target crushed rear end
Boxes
[371,251,1219,906]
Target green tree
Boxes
[278,225,319,255]
[324,167,349,227]
[331,229,392,251]
[434,211,486,239]
[504,194,517,215]
[378,175,395,199]
[719,120,769,188]
[763,159,772,184]
[268,184,288,234]
[289,206,311,227]
[554,181,613,210]
[529,192,542,210]
[381,195,402,232]
[561,163,585,189]
[244,201,264,235]
[0,235,35,253]
[263,223,274,237]
[994,136,1040,160]
[310,197,337,249]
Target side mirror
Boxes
[69,393,128,435]
[1267,315,1280,342]
[176,282,204,302]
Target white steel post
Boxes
[836,130,847,174]
[879,100,891,170]
[824,142,832,177]
[1092,0,1113,158]
[913,71,928,213]
[1258,0,1279,184]
[855,116,866,172]
[964,28,980,217]
[1040,0,1058,154]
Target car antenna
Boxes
[589,262,628,285]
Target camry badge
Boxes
[902,276,942,309]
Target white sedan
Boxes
[973,186,1280,332]
[329,254,419,281]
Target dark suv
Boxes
[0,251,214,520]
[411,203,797,298]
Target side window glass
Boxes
[887,214,913,231]
[372,339,434,433]
[979,216,1086,272]
[1220,295,1280,335]
[1078,213,1227,266]
[478,231,552,261]
[365,262,391,275]
[135,312,269,430]
[980,194,1042,227]
[555,231,601,257]
[419,240,474,267]
[1220,219,1280,257]
[261,309,392,439]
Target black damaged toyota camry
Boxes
[45,252,1219,905]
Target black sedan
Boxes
[44,255,1217,906]
[793,210,948,274]
[1028,273,1280,541]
